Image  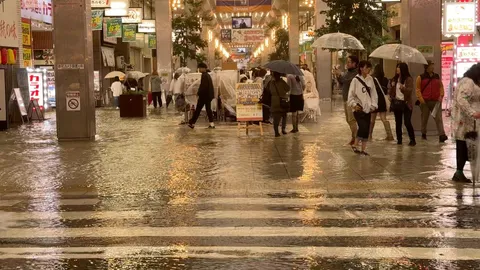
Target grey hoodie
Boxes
[338,68,358,102]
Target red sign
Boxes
[28,72,45,107]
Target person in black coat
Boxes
[188,63,215,129]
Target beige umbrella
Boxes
[104,71,125,79]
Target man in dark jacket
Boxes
[188,63,215,129]
[335,55,359,145]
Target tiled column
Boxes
[288,0,300,65]
[401,0,442,134]
[315,0,332,111]
[155,0,173,77]
[53,0,96,140]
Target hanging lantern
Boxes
[7,49,16,64]
[0,49,7,65]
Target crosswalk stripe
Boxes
[194,197,470,206]
[1,227,479,239]
[0,199,99,206]
[0,246,478,260]
[195,210,435,220]
[0,211,153,221]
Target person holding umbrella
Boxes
[188,63,215,129]
[150,71,163,109]
[451,64,480,183]
[269,72,290,137]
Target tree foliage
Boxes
[172,0,212,67]
[269,28,289,61]
[316,0,395,53]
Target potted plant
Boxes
[119,89,147,117]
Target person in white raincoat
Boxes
[347,60,378,156]
[451,64,480,183]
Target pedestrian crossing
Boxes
[0,189,480,269]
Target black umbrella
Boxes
[264,60,303,76]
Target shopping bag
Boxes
[431,102,440,119]
[148,92,152,105]
[465,121,478,161]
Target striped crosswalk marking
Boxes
[1,191,480,267]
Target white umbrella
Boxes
[127,71,148,80]
[311,33,365,50]
[369,44,428,65]
[104,71,125,79]
[176,67,191,74]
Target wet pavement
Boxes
[0,107,480,269]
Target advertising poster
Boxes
[232,29,264,43]
[34,49,54,65]
[22,18,32,46]
[91,10,104,31]
[416,45,434,58]
[444,2,476,35]
[23,48,33,67]
[122,24,137,42]
[103,22,118,44]
[122,8,143,24]
[28,72,45,107]
[46,70,55,107]
[441,42,454,109]
[148,34,156,48]
[235,83,263,121]
[21,0,53,24]
[216,0,271,12]
[220,29,232,43]
[106,18,122,38]
[0,0,20,48]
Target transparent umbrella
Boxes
[311,33,365,50]
[369,44,428,65]
[127,71,148,80]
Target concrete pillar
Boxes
[401,0,441,135]
[315,0,332,111]
[155,0,173,80]
[288,0,300,65]
[53,0,96,140]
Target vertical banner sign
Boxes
[28,72,45,107]
[0,0,20,48]
[91,10,104,31]
[122,24,137,42]
[441,42,454,110]
[220,29,232,43]
[22,18,31,46]
[23,48,33,67]
[106,18,122,38]
[235,83,263,121]
[148,34,156,48]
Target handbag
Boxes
[273,81,290,110]
[373,78,391,112]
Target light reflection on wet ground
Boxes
[0,109,480,269]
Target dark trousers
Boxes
[152,92,162,108]
[456,140,468,171]
[353,111,371,140]
[189,98,214,125]
[273,112,287,135]
[262,105,271,122]
[393,104,415,143]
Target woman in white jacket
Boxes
[347,60,378,155]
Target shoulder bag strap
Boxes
[420,75,433,93]
[354,76,371,97]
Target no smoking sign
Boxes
[66,91,81,111]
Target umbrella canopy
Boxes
[127,71,148,80]
[369,44,428,65]
[264,60,303,76]
[311,33,365,50]
[104,71,125,79]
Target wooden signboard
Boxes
[235,83,263,135]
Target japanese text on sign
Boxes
[236,83,263,122]
[28,72,44,107]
